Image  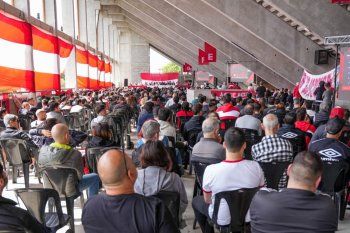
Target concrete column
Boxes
[60,0,75,37]
[130,30,150,83]
[118,28,131,84]
[44,0,56,27]
[78,0,87,43]
[86,0,99,48]
[116,25,150,85]
[13,0,30,16]
[103,16,112,56]
[96,11,104,52]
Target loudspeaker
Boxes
[315,50,329,65]
[124,79,128,87]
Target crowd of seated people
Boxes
[0,82,349,233]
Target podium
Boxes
[186,89,212,103]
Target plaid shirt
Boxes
[252,135,293,188]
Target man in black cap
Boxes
[309,117,350,166]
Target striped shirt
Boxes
[252,135,293,188]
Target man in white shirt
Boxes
[91,104,108,128]
[70,99,84,113]
[165,93,177,108]
[30,109,46,129]
[192,127,264,233]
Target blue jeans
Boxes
[78,173,100,198]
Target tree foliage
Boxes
[161,62,181,73]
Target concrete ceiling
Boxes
[100,0,347,89]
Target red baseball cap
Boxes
[330,106,345,119]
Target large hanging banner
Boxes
[0,11,34,93]
[32,26,60,91]
[211,89,252,98]
[97,57,105,87]
[141,73,178,87]
[299,68,335,100]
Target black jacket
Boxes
[87,136,119,148]
[0,196,49,232]
[183,115,205,143]
[314,86,325,101]
[314,111,329,128]
[277,124,306,157]
[30,128,87,148]
[1,127,38,153]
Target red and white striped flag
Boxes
[32,26,60,91]
[76,46,89,89]
[88,51,98,89]
[0,11,34,93]
[104,60,112,87]
[97,57,105,87]
[58,37,73,73]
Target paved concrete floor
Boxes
[3,169,350,233]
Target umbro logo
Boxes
[319,149,342,159]
[282,132,298,139]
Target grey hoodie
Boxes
[134,166,188,216]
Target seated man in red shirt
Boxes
[216,94,240,130]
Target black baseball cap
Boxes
[326,118,345,135]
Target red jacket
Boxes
[216,104,240,130]
[216,103,240,121]
[295,121,316,146]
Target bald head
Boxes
[98,149,137,190]
[51,123,69,144]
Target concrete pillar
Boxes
[96,11,104,52]
[118,28,131,84]
[44,0,56,27]
[103,16,112,56]
[60,0,75,37]
[86,0,99,48]
[78,0,87,43]
[13,0,30,16]
[116,25,150,85]
[130,31,150,83]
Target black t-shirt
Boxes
[82,193,180,233]
[250,189,337,233]
[277,124,306,156]
[309,138,350,164]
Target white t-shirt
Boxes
[70,105,83,113]
[202,159,265,225]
